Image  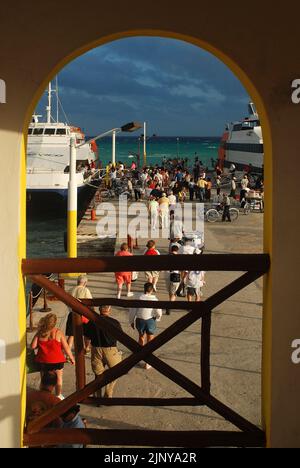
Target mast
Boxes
[46,82,52,123]
[56,76,59,123]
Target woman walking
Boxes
[31,313,74,399]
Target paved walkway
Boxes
[27,199,263,441]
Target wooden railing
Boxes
[23,254,270,448]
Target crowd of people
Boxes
[27,155,264,446]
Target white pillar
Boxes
[67,137,77,258]
[112,130,116,166]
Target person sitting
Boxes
[26,371,62,428]
[59,405,86,449]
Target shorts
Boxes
[145,271,160,281]
[136,318,157,336]
[115,272,132,286]
[37,362,65,372]
[169,282,180,296]
[187,287,203,297]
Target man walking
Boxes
[222,193,231,222]
[84,306,122,398]
[129,283,162,370]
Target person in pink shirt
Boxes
[115,243,134,299]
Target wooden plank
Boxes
[201,313,212,393]
[82,397,205,406]
[72,312,86,391]
[24,429,266,448]
[22,254,270,275]
[82,297,203,312]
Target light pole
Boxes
[143,121,147,166]
[68,122,141,259]
[112,129,116,166]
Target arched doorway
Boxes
[20,31,272,448]
[22,31,271,448]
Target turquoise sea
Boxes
[27,136,220,259]
[96,136,220,168]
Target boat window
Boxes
[28,128,33,135]
[33,128,44,135]
[56,128,66,135]
[233,124,242,131]
[44,128,56,135]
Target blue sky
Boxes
[37,37,250,136]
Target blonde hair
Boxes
[38,313,57,338]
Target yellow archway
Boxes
[20,29,273,445]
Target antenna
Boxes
[46,82,52,123]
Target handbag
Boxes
[176,281,186,297]
[170,272,181,283]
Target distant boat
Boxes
[218,103,263,173]
[27,80,101,221]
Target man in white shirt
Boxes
[185,270,206,302]
[148,197,159,231]
[168,191,177,212]
[129,283,162,369]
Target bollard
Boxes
[133,236,139,250]
[27,292,37,332]
[127,234,133,252]
[91,208,96,221]
[40,289,52,313]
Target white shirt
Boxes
[182,244,195,255]
[241,178,249,189]
[149,200,159,213]
[168,195,177,205]
[186,271,206,289]
[129,294,162,323]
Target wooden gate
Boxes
[22,254,270,448]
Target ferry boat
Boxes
[218,103,263,173]
[27,81,101,220]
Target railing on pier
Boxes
[22,254,270,448]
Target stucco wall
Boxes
[0,0,299,447]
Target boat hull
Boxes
[27,180,100,222]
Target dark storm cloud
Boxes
[36,37,249,135]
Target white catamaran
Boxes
[218,103,264,173]
[27,80,101,219]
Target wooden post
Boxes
[72,312,86,391]
[40,288,51,313]
[201,312,212,393]
[27,291,37,332]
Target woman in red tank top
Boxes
[31,314,74,399]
